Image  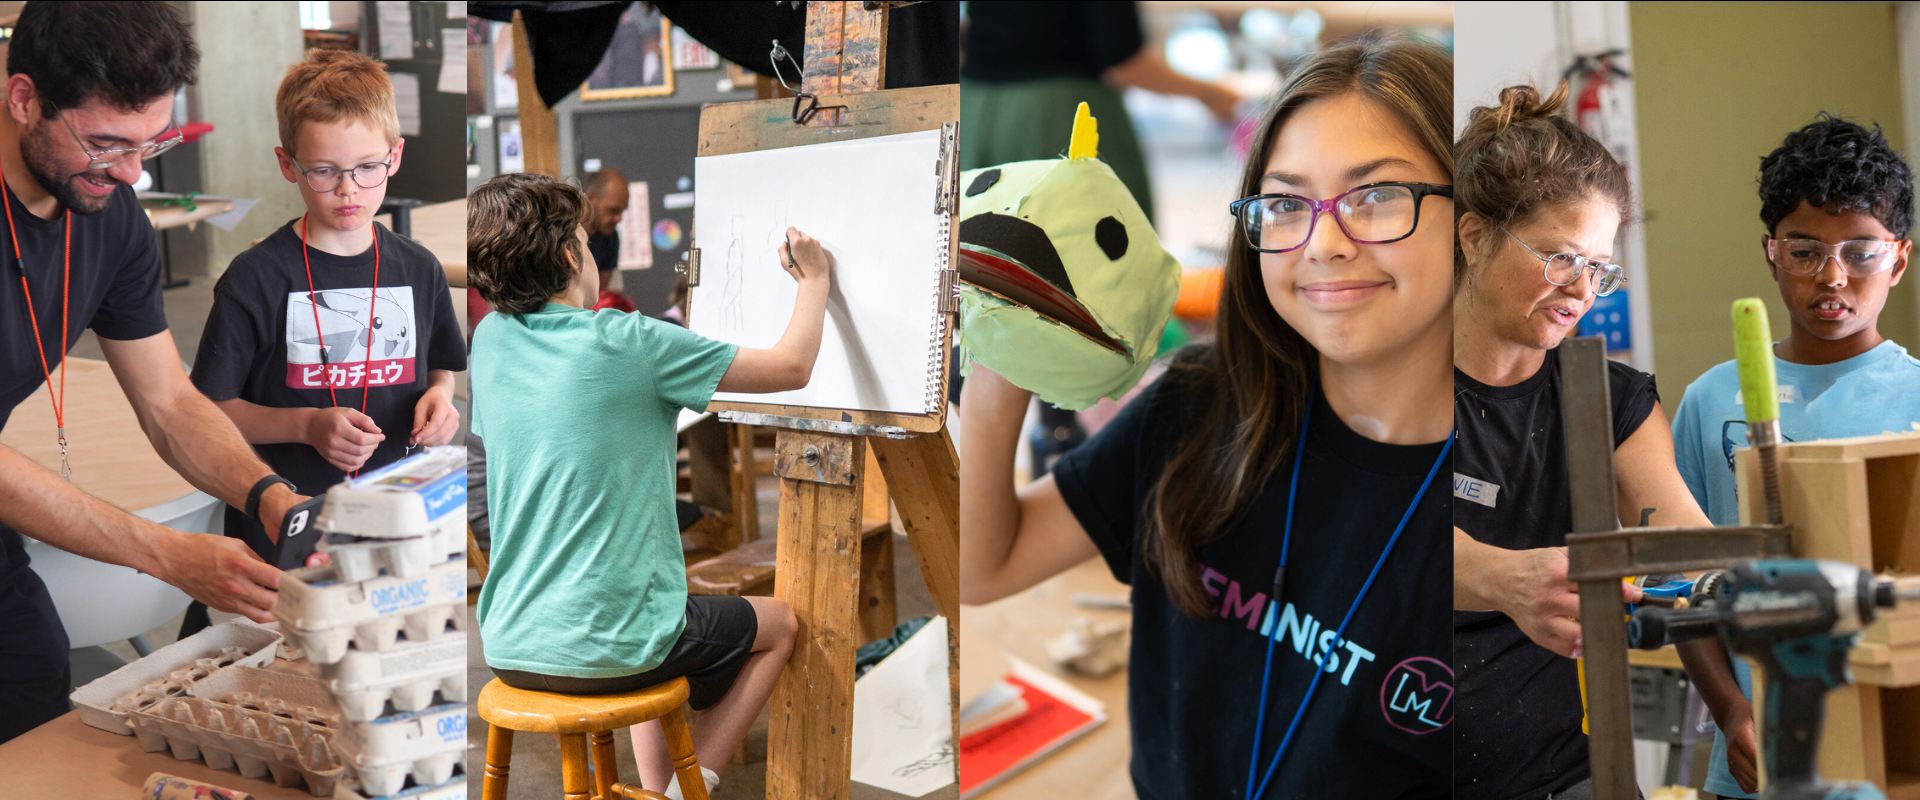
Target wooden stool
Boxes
[478,676,708,800]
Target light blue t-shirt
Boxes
[1671,339,1920,798]
[472,303,736,678]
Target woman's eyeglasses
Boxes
[1501,227,1627,297]
[1765,237,1902,278]
[1229,182,1453,253]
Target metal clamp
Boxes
[679,248,702,287]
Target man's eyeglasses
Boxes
[1765,237,1903,279]
[1229,182,1453,253]
[1501,227,1627,297]
[1721,420,1796,470]
[288,152,396,193]
[46,100,184,170]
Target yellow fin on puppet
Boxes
[1067,102,1099,160]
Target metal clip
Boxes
[679,248,702,287]
[937,268,959,314]
[934,122,959,214]
[56,427,70,481]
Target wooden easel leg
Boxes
[769,429,866,800]
[508,10,560,177]
[686,417,738,552]
[858,527,896,644]
[732,423,760,544]
[871,428,962,777]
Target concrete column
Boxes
[189,0,306,278]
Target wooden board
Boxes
[690,83,958,434]
[769,429,868,800]
[0,358,194,511]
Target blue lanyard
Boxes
[1244,385,1453,799]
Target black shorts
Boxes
[493,595,757,711]
[0,566,72,745]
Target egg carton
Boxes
[332,766,467,800]
[71,620,282,734]
[317,634,466,721]
[128,668,347,796]
[318,529,463,584]
[317,446,466,541]
[333,704,467,797]
[276,557,468,632]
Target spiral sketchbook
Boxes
[688,126,955,423]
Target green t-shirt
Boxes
[472,303,737,678]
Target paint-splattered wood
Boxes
[510,11,560,177]
[770,428,867,800]
[801,1,887,124]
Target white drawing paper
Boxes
[376,0,414,60]
[851,616,955,797]
[437,29,466,94]
[618,181,653,270]
[690,128,944,415]
[392,73,421,136]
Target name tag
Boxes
[1734,385,1800,404]
[1453,473,1500,508]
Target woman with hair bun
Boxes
[1450,84,1724,798]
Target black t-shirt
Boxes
[1053,369,1453,800]
[588,229,618,274]
[190,220,466,552]
[960,1,1144,82]
[0,183,167,580]
[1452,352,1658,800]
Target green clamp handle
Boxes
[1732,298,1779,424]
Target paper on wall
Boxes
[851,616,955,797]
[689,128,945,415]
[618,182,653,270]
[437,29,466,94]
[445,1,466,18]
[392,73,422,136]
[376,0,414,60]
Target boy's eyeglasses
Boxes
[1722,420,1796,471]
[1765,237,1902,278]
[288,152,396,193]
[1229,182,1453,253]
[46,100,183,169]
[1501,226,1627,297]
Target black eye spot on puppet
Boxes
[966,169,1001,197]
[1095,216,1128,261]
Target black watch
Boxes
[247,475,295,527]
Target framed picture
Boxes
[581,4,674,100]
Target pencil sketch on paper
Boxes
[721,214,746,331]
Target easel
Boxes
[689,4,962,799]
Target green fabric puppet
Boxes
[956,103,1181,411]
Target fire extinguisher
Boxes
[1563,49,1631,157]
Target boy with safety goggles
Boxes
[1670,113,1917,798]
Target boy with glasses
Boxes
[190,49,465,580]
[1670,113,1918,798]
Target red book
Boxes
[958,659,1106,798]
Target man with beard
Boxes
[0,2,312,743]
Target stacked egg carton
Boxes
[70,620,282,736]
[128,667,346,795]
[271,446,470,800]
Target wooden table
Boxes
[140,194,236,232]
[965,558,1136,800]
[0,357,195,510]
[0,710,321,799]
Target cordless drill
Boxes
[1629,559,1920,800]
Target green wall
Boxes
[1630,2,1912,391]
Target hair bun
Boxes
[1470,83,1571,139]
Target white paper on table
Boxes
[437,29,466,94]
[203,197,260,231]
[851,616,955,797]
[689,128,945,416]
[376,0,414,60]
[675,409,709,433]
[392,73,422,136]
[617,182,653,269]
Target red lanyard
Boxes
[0,159,71,479]
[298,213,379,477]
